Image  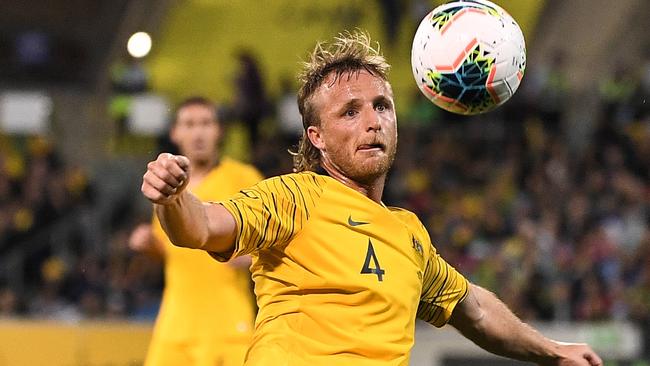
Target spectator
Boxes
[232,51,269,146]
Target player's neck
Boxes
[320,163,385,203]
[188,156,219,188]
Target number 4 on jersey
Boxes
[361,239,385,281]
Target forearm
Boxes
[155,191,209,248]
[142,153,238,255]
[155,191,236,253]
[450,284,559,363]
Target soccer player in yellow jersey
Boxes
[141,33,603,366]
[130,97,263,366]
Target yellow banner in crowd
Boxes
[0,320,151,366]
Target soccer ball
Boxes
[411,0,526,115]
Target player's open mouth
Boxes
[357,143,385,152]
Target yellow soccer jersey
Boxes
[147,157,263,366]
[217,171,469,366]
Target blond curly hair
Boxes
[292,31,391,172]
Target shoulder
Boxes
[253,171,328,195]
[283,171,329,188]
[387,206,423,228]
[388,206,431,241]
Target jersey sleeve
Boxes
[212,173,325,261]
[417,236,470,327]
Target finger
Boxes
[161,156,190,181]
[143,170,178,196]
[584,352,603,366]
[141,170,177,204]
[158,152,175,161]
[148,161,183,187]
[158,153,189,173]
[141,182,170,204]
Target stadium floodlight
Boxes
[127,32,152,58]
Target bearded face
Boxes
[307,70,398,184]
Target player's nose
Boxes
[363,107,381,132]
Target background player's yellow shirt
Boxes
[218,172,469,366]
[148,158,263,366]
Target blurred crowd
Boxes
[384,52,650,324]
[0,53,648,332]
[0,135,97,319]
[390,77,649,324]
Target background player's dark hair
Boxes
[173,96,219,125]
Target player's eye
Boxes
[375,102,390,112]
[344,109,358,118]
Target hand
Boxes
[228,255,252,269]
[544,342,603,366]
[142,153,190,204]
[128,223,153,252]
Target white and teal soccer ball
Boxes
[411,0,526,115]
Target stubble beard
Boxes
[186,149,218,170]
[328,142,397,185]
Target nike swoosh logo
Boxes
[347,215,369,227]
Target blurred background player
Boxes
[129,96,263,366]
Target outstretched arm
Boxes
[155,192,236,253]
[141,153,237,253]
[449,284,603,366]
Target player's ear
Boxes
[307,125,325,150]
